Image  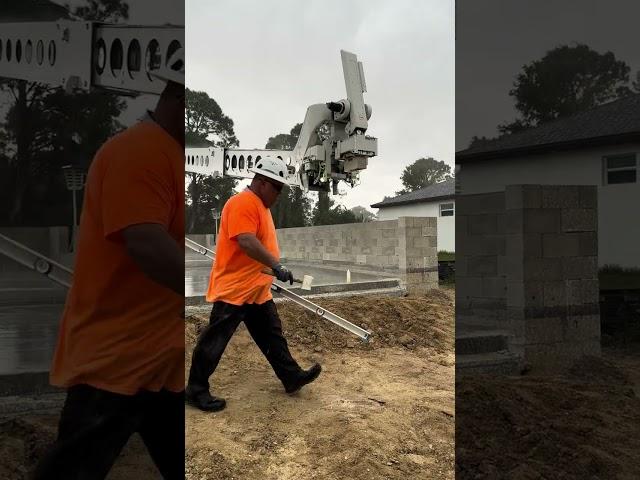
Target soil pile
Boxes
[456,353,640,480]
[0,415,161,479]
[186,289,454,353]
[185,290,455,480]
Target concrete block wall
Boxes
[505,185,600,369]
[455,191,507,329]
[457,185,601,370]
[277,217,438,293]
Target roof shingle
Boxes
[371,178,455,208]
[457,94,640,162]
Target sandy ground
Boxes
[0,415,161,479]
[185,290,456,480]
[0,289,455,479]
[456,347,640,480]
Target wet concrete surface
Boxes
[0,304,62,375]
[185,251,391,297]
[0,252,392,377]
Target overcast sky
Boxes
[186,0,454,211]
[456,0,640,151]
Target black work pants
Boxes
[187,300,303,393]
[32,384,184,480]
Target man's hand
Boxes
[272,263,294,285]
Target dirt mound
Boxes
[0,416,160,479]
[0,417,56,480]
[186,289,454,353]
[456,354,640,480]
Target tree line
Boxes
[470,43,640,144]
[0,0,129,226]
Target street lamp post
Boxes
[211,208,221,244]
[62,165,86,252]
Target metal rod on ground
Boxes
[184,237,371,342]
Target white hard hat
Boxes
[150,46,185,85]
[250,156,288,185]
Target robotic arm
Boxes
[185,50,378,194]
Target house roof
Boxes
[370,178,455,209]
[456,94,640,163]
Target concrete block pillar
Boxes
[397,216,438,294]
[505,185,600,370]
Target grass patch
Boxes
[438,250,455,262]
[599,265,640,290]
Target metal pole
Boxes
[72,190,77,251]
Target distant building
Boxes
[456,94,640,268]
[371,178,455,252]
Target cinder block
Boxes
[412,217,431,228]
[565,315,601,342]
[457,276,484,299]
[507,281,544,309]
[579,186,598,209]
[378,245,395,256]
[523,209,561,234]
[502,255,525,282]
[578,232,598,256]
[467,256,498,276]
[473,235,506,256]
[505,185,542,209]
[397,217,414,228]
[496,214,506,235]
[456,256,469,276]
[561,209,597,233]
[412,236,431,249]
[542,185,580,208]
[455,215,468,237]
[566,279,599,305]
[523,257,563,281]
[562,256,598,280]
[508,233,542,258]
[507,307,526,338]
[542,233,581,258]
[457,192,505,215]
[543,281,567,307]
[481,277,507,299]
[468,214,498,234]
[526,317,565,344]
[422,226,437,237]
[356,254,367,264]
[506,210,524,234]
[382,229,397,238]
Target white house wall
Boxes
[376,201,455,252]
[458,143,640,268]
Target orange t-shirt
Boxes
[50,120,185,396]
[207,189,279,305]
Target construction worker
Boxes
[33,48,185,479]
[186,156,321,412]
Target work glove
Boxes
[272,263,294,285]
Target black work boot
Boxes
[185,385,226,412]
[285,363,322,394]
